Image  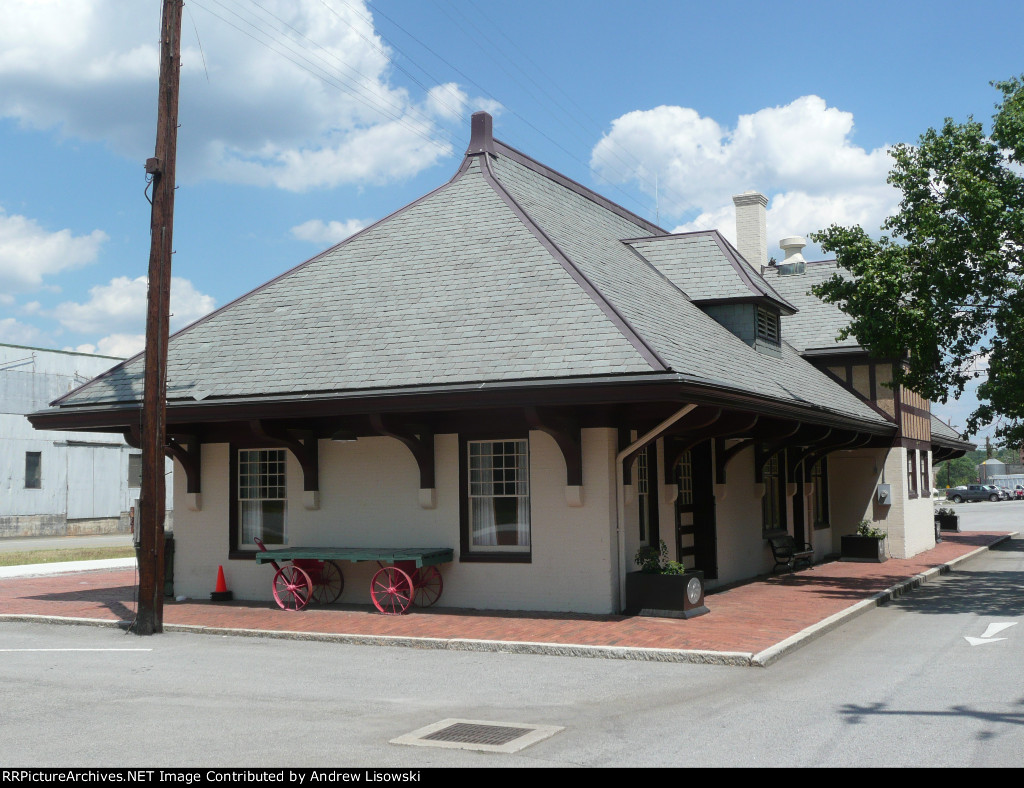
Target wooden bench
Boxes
[767,535,814,573]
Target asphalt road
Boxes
[0,532,134,553]
[2,519,1021,768]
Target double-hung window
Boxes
[237,448,287,548]
[464,439,530,558]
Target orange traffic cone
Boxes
[210,565,233,602]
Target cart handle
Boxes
[254,537,282,571]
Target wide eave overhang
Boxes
[30,372,896,438]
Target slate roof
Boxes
[931,414,968,445]
[623,231,795,313]
[49,113,889,430]
[760,262,861,353]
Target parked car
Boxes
[1015,485,1024,500]
[946,484,1004,503]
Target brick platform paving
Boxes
[0,532,1012,664]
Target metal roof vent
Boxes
[777,236,807,275]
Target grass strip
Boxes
[0,546,136,567]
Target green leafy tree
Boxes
[811,77,1024,449]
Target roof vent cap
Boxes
[777,236,806,275]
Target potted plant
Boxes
[625,540,709,618]
[934,507,960,532]
[841,520,888,562]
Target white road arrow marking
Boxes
[980,622,1016,639]
[964,621,1017,646]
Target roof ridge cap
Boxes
[478,153,669,372]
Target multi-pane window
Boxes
[921,451,931,494]
[811,457,829,529]
[238,449,287,547]
[128,453,143,488]
[24,452,41,489]
[907,450,918,496]
[637,447,650,543]
[467,440,530,552]
[756,307,780,345]
[677,450,694,507]
[762,451,784,534]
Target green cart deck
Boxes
[253,546,454,568]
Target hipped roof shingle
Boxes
[51,115,889,428]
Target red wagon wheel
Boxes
[370,566,413,615]
[412,565,443,608]
[311,560,345,604]
[273,565,312,611]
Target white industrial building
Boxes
[1,343,170,538]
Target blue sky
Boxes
[1,0,1021,439]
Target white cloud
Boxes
[0,317,41,345]
[55,275,216,338]
[593,97,900,259]
[94,333,145,359]
[0,209,107,291]
[291,218,371,245]
[0,0,472,190]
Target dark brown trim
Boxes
[33,373,898,443]
[490,137,665,236]
[51,169,471,411]
[368,414,435,489]
[165,435,201,494]
[707,232,797,314]
[663,407,722,483]
[524,407,582,487]
[817,366,898,423]
[479,153,669,372]
[717,438,754,485]
[248,420,318,493]
[900,437,932,451]
[458,431,533,564]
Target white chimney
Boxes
[732,191,768,268]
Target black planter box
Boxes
[841,535,887,563]
[625,570,709,619]
[935,514,960,532]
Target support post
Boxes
[136,0,182,636]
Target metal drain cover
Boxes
[391,718,563,753]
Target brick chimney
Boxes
[732,191,768,267]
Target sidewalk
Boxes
[0,531,1014,666]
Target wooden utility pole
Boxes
[135,0,183,635]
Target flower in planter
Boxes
[856,520,888,539]
[634,540,688,575]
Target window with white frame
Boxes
[677,449,694,507]
[637,446,651,543]
[238,449,287,547]
[467,439,530,552]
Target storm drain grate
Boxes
[391,718,563,753]
[423,722,527,746]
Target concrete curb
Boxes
[751,533,1016,666]
[3,534,1014,667]
[0,558,136,579]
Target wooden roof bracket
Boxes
[165,434,202,510]
[249,420,320,510]
[525,406,583,506]
[368,414,436,509]
[717,438,754,485]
